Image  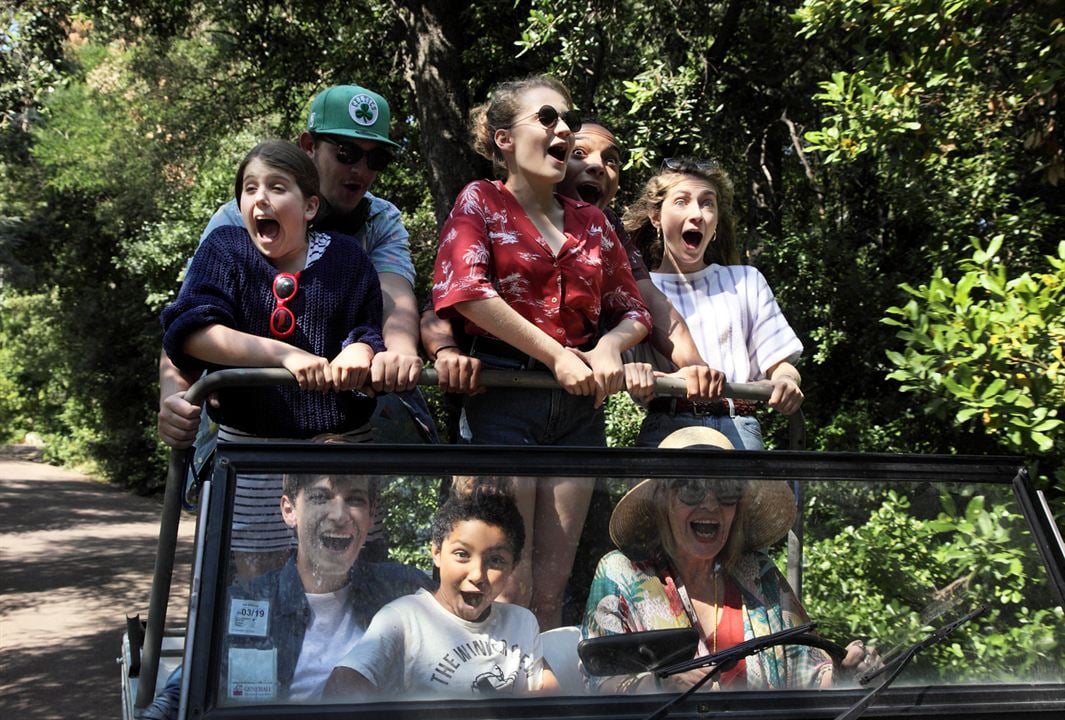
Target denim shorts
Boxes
[635,410,764,450]
[459,351,606,446]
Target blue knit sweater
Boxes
[161,226,385,437]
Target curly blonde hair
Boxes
[622,160,740,269]
[469,75,574,179]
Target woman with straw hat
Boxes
[581,427,833,693]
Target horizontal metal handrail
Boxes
[184,366,777,404]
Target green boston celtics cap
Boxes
[306,85,401,150]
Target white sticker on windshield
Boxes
[228,599,270,637]
[228,647,277,701]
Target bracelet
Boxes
[430,344,460,361]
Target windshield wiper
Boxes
[836,603,990,720]
[642,623,817,720]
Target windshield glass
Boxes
[207,461,1064,712]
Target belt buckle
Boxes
[690,400,709,417]
[724,398,737,418]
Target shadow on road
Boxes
[0,477,162,534]
[0,457,194,720]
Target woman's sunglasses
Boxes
[317,136,393,172]
[667,478,745,507]
[517,105,582,133]
[270,271,300,339]
[661,157,720,173]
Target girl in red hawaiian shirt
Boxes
[431,75,652,629]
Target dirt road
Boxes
[0,450,194,719]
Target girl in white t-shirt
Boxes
[623,159,804,450]
[325,485,560,699]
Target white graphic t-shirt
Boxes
[336,588,545,698]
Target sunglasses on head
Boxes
[518,105,583,133]
[667,478,745,507]
[317,136,393,172]
[270,271,299,339]
[661,157,720,174]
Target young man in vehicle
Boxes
[143,473,431,716]
[224,473,432,703]
[157,83,437,447]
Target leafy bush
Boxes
[0,290,67,442]
[380,477,441,572]
[605,391,644,448]
[884,238,1065,505]
[802,488,1065,680]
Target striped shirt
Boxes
[649,264,802,382]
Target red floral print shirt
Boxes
[432,180,651,348]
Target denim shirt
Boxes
[223,556,432,699]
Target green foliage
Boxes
[802,70,923,164]
[380,477,440,572]
[884,239,1065,473]
[797,0,1063,260]
[0,290,68,442]
[605,391,644,448]
[1,32,192,487]
[803,489,1065,680]
[1,3,74,135]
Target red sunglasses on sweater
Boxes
[270,272,299,338]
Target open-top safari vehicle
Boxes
[121,369,1065,719]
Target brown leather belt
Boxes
[647,397,758,417]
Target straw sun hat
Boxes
[608,427,796,554]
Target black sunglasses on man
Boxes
[316,135,393,172]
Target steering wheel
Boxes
[580,627,852,681]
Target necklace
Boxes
[671,559,724,656]
[711,567,719,654]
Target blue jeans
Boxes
[635,410,764,450]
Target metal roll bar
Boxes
[135,368,805,709]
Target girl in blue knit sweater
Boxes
[161,140,385,438]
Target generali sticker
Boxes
[228,647,277,701]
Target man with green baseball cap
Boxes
[293,84,435,443]
[159,83,436,455]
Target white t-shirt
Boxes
[649,264,802,381]
[336,588,545,698]
[288,585,364,702]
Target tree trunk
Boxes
[392,0,485,225]
[745,123,785,261]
